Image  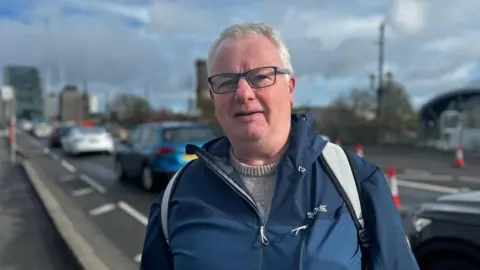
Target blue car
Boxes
[114,121,215,192]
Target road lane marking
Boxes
[134,254,142,263]
[59,174,77,182]
[61,160,76,173]
[397,173,452,182]
[80,174,106,194]
[117,201,148,226]
[459,175,480,184]
[43,148,50,154]
[89,203,117,216]
[71,187,93,197]
[397,179,461,194]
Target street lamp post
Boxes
[377,22,386,119]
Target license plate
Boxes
[184,154,197,161]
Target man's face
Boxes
[209,35,295,143]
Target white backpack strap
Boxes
[160,162,192,245]
[322,142,364,227]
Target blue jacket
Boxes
[140,114,419,270]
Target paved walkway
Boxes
[0,141,78,270]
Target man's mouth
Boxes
[234,111,263,117]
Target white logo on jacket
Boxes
[307,204,327,219]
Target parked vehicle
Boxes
[114,121,214,192]
[61,126,114,156]
[409,191,480,270]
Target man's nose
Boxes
[234,78,255,102]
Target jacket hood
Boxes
[186,113,327,169]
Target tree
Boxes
[380,76,417,134]
[320,89,378,144]
[108,93,151,127]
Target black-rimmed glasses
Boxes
[208,66,290,94]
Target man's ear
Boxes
[288,75,296,95]
[288,75,296,107]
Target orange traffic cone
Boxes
[388,166,401,210]
[454,145,465,168]
[356,144,364,157]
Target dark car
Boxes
[49,124,75,148]
[409,191,480,270]
[114,121,214,192]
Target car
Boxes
[61,126,114,156]
[49,123,75,148]
[33,122,53,138]
[409,190,480,270]
[114,121,215,192]
[19,119,34,132]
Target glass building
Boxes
[2,66,44,120]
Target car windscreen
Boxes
[58,126,73,136]
[162,127,214,143]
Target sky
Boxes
[1,0,480,112]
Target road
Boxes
[15,133,480,266]
[0,139,80,270]
[345,145,480,179]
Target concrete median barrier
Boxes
[17,148,138,270]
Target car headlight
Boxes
[412,216,431,232]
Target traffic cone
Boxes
[356,144,364,158]
[454,145,465,168]
[388,166,401,210]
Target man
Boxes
[140,22,419,270]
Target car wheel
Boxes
[427,258,480,270]
[141,166,155,192]
[114,159,126,181]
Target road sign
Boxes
[1,85,14,101]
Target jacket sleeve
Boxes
[361,168,420,270]
[140,192,173,270]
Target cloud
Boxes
[0,0,479,111]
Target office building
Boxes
[195,59,210,106]
[44,92,58,120]
[2,65,43,120]
[59,85,86,123]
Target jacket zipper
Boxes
[195,150,270,270]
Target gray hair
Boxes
[207,22,294,76]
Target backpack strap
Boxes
[160,161,194,245]
[321,142,364,227]
[320,142,368,246]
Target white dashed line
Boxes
[397,173,452,182]
[80,174,107,194]
[117,201,148,226]
[71,187,93,197]
[133,254,142,263]
[397,179,461,194]
[89,203,117,216]
[59,174,77,182]
[43,148,50,154]
[60,160,76,173]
